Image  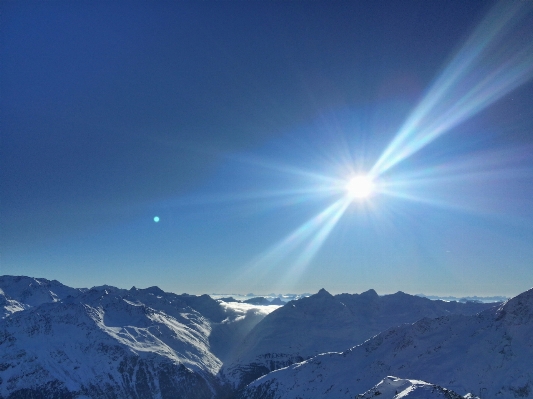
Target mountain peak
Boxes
[393,290,408,296]
[142,286,166,296]
[360,289,379,298]
[316,288,332,297]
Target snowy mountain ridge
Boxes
[241,287,533,399]
[0,275,83,318]
[0,286,222,398]
[222,287,498,390]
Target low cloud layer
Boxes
[209,300,282,363]
[219,301,282,323]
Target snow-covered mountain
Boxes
[0,276,83,318]
[241,287,533,399]
[0,285,224,398]
[0,276,286,399]
[223,288,497,390]
[1,275,520,399]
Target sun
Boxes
[345,175,375,200]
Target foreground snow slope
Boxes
[224,288,497,389]
[242,287,533,399]
[356,376,479,399]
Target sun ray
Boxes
[248,198,348,268]
[225,152,341,186]
[159,186,339,208]
[232,198,351,290]
[377,144,533,219]
[156,1,533,296]
[370,1,533,177]
[281,198,351,284]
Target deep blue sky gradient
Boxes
[2,1,532,296]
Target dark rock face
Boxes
[225,354,305,393]
[237,379,278,399]
[111,358,214,399]
[4,360,216,399]
[5,380,74,399]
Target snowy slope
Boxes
[241,288,533,399]
[223,288,497,390]
[0,288,26,319]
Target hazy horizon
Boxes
[0,274,513,301]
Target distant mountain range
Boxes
[213,292,507,304]
[1,275,529,399]
[416,294,508,303]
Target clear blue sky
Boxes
[2,1,532,297]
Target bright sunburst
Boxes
[169,1,533,294]
[240,0,532,291]
[345,175,375,200]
